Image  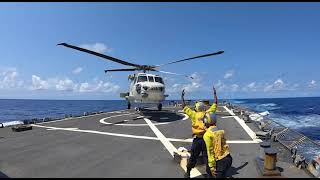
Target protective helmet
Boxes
[203,112,217,125]
[195,101,206,112]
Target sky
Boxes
[0,2,319,100]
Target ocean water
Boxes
[229,97,320,142]
[0,99,175,123]
[0,98,319,143]
[0,99,128,123]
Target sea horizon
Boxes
[0,95,319,101]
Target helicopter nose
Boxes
[142,86,149,91]
[149,86,165,92]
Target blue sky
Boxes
[0,2,319,100]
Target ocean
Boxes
[0,97,319,142]
[229,97,320,142]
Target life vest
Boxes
[191,111,207,137]
[206,126,230,161]
[183,103,217,138]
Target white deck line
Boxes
[32,124,160,141]
[223,106,262,143]
[99,113,189,127]
[144,117,202,178]
[167,138,260,144]
[32,124,259,145]
[36,110,126,125]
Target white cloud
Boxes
[79,80,119,93]
[215,80,227,91]
[309,80,317,89]
[214,80,240,92]
[31,75,77,92]
[274,79,284,89]
[79,82,91,92]
[79,43,112,54]
[97,81,120,93]
[0,67,24,89]
[56,78,77,91]
[166,72,202,93]
[247,82,256,89]
[72,67,83,75]
[31,75,49,90]
[224,70,234,79]
[242,82,253,92]
[230,84,239,92]
[264,79,285,92]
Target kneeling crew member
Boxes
[203,112,233,178]
[181,85,218,178]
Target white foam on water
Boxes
[260,103,277,107]
[1,120,24,127]
[270,113,320,129]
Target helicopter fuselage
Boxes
[121,73,168,106]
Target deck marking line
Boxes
[32,124,261,145]
[167,138,260,144]
[37,110,127,125]
[223,106,260,141]
[32,124,159,141]
[144,118,202,178]
[99,113,188,127]
[221,116,237,119]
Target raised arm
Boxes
[207,85,218,113]
[181,89,186,108]
[181,89,196,121]
[213,85,218,105]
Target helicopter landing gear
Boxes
[135,107,142,112]
[128,102,131,109]
[158,103,162,111]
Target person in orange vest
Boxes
[203,112,232,178]
[181,85,218,178]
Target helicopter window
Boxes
[148,76,155,82]
[137,76,147,83]
[155,77,164,84]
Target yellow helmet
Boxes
[195,101,206,112]
[203,112,217,125]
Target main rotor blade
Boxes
[156,50,224,67]
[155,70,194,79]
[104,68,137,73]
[57,43,141,68]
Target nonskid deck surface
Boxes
[0,106,312,178]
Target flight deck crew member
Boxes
[181,85,218,178]
[203,112,232,178]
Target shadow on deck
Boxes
[226,162,248,178]
[0,171,9,178]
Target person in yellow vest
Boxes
[181,85,218,178]
[203,112,232,178]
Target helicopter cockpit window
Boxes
[155,77,164,84]
[137,76,147,83]
[148,76,155,82]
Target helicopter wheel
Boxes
[158,103,162,111]
[128,102,131,109]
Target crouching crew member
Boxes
[203,112,233,178]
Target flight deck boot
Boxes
[184,167,191,178]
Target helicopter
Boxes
[57,43,224,111]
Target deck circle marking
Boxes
[99,113,188,126]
